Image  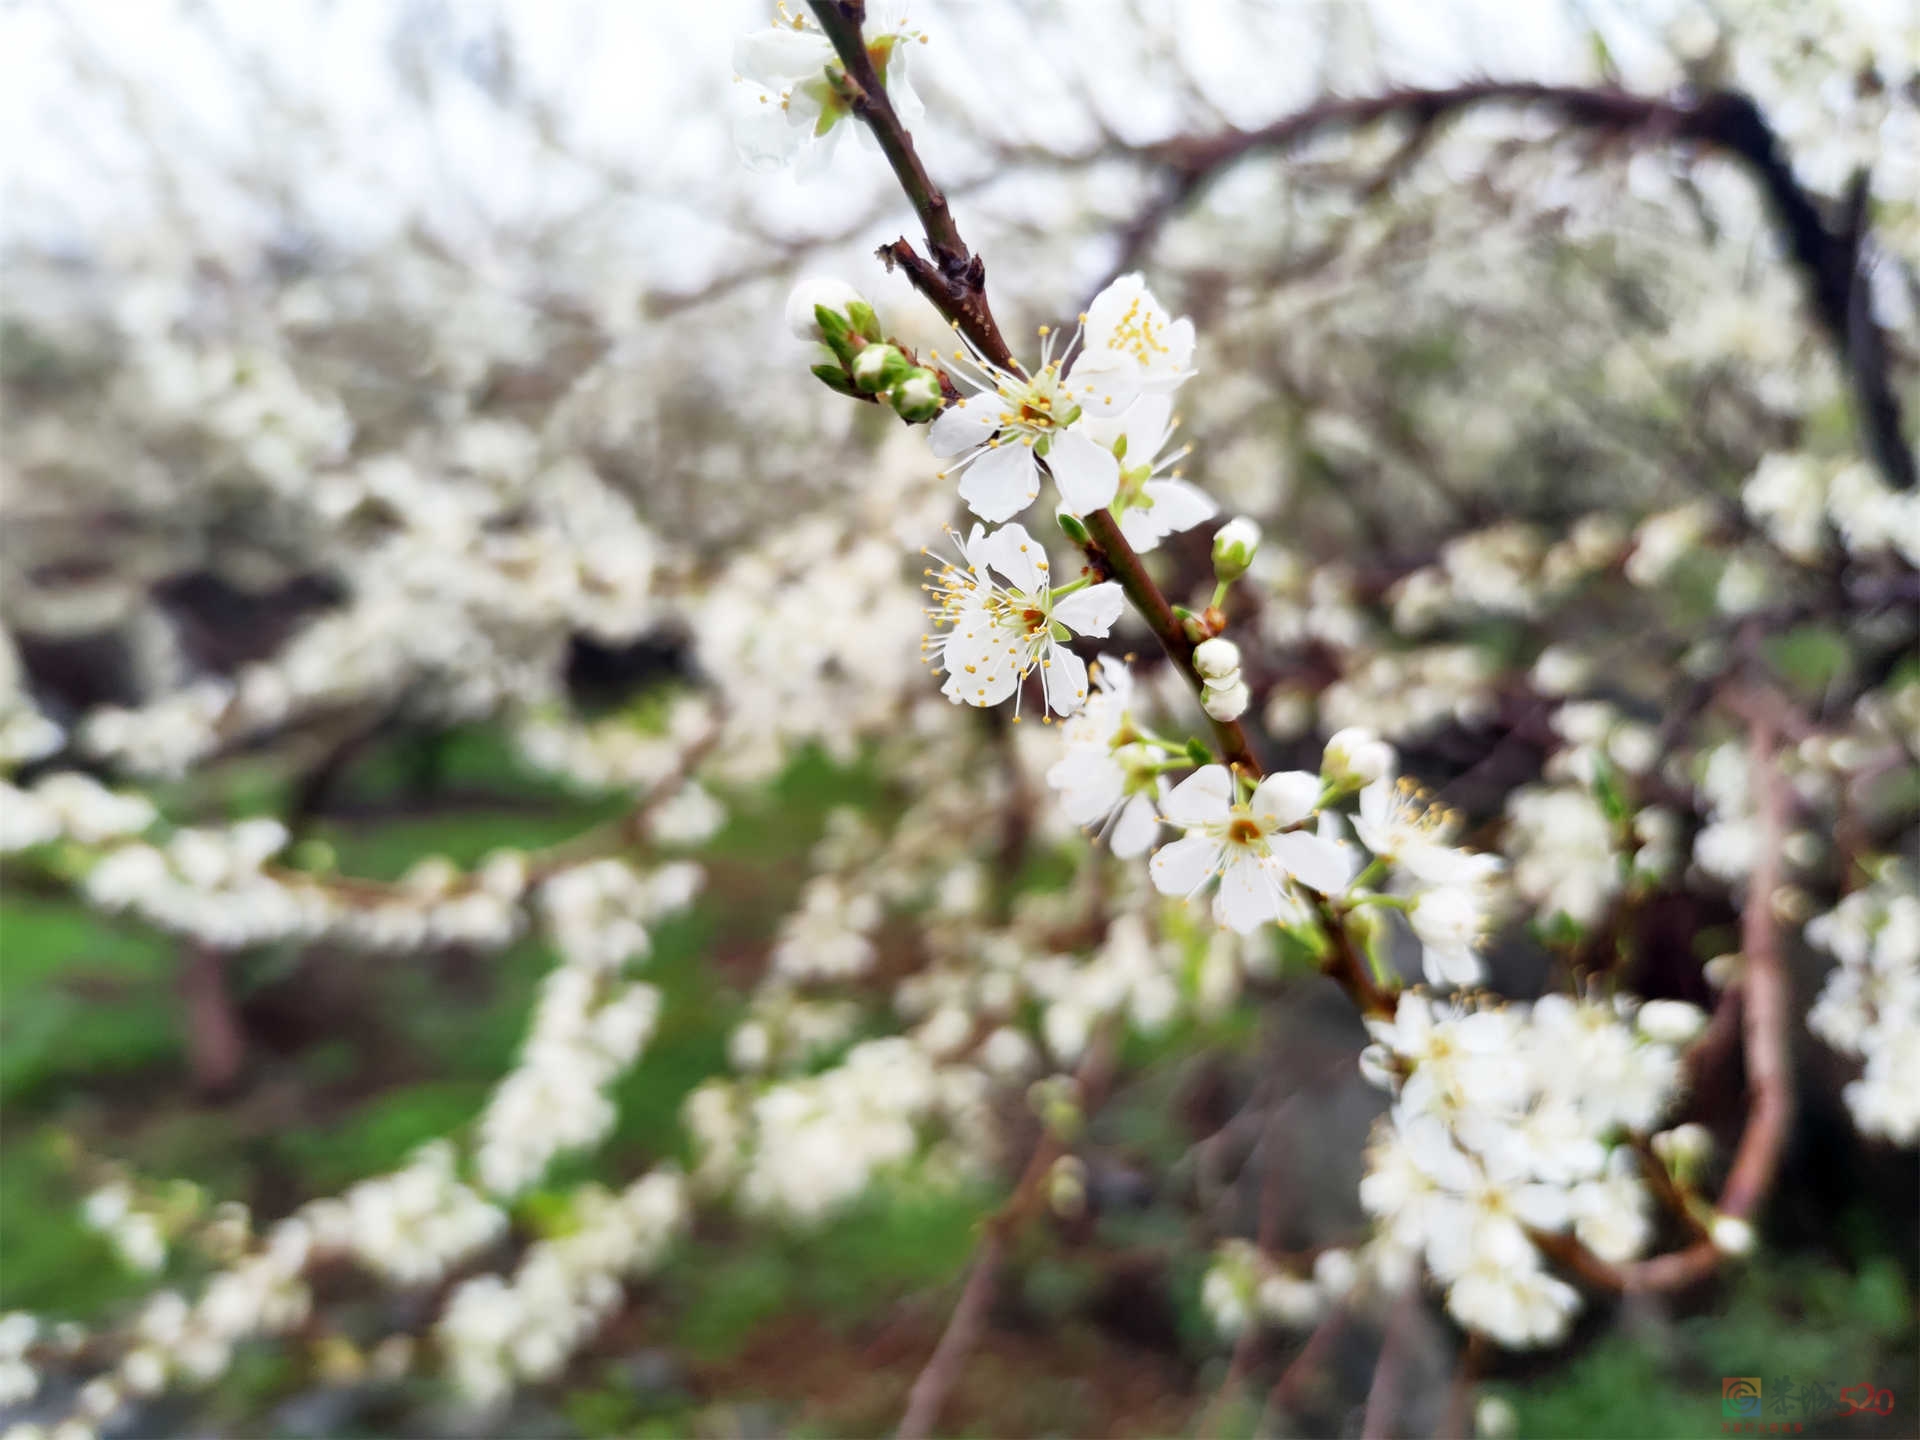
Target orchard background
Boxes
[0,2,1916,1437]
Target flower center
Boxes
[1227,817,1264,846]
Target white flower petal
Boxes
[980,521,1047,594]
[1046,428,1120,514]
[1042,643,1090,715]
[1271,831,1359,896]
[1150,834,1219,896]
[957,443,1039,523]
[929,400,998,458]
[1251,770,1321,828]
[1216,855,1280,934]
[1160,765,1232,827]
[1111,793,1160,858]
[1051,582,1124,638]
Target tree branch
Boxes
[1148,82,1913,490]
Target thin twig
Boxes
[896,1026,1121,1439]
[1531,694,1795,1294]
[1144,82,1912,490]
[1361,1288,1420,1440]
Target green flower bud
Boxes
[811,361,861,398]
[1211,516,1262,583]
[1056,511,1091,545]
[852,342,910,393]
[889,368,944,422]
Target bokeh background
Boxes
[2,1,1917,1437]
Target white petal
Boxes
[1118,505,1161,552]
[928,399,998,458]
[1111,793,1160,858]
[1051,582,1124,638]
[1215,855,1280,934]
[1042,643,1090,716]
[956,443,1039,524]
[1159,764,1232,827]
[733,27,833,85]
[1046,751,1125,824]
[1046,428,1119,514]
[1071,365,1143,418]
[980,521,1046,594]
[1140,479,1218,534]
[1271,830,1358,895]
[1150,834,1219,896]
[1251,770,1321,828]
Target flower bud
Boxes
[1312,1247,1357,1300]
[1201,678,1251,722]
[1710,1213,1755,1257]
[1650,1121,1713,1181]
[1321,727,1396,792]
[1256,1272,1321,1327]
[889,368,944,422]
[1476,1396,1519,1440]
[1193,638,1242,679]
[785,276,868,342]
[851,342,910,393]
[1636,998,1708,1046]
[1047,1155,1087,1219]
[1212,517,1262,582]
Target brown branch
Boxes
[1532,697,1795,1295]
[1438,1331,1488,1440]
[1144,81,1912,490]
[804,0,1264,776]
[896,1025,1120,1439]
[1258,1304,1350,1433]
[1361,1288,1420,1440]
[180,941,245,1096]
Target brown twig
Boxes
[1361,1288,1420,1440]
[1258,1304,1350,1434]
[896,1025,1121,1439]
[1531,697,1795,1295]
[1438,1331,1488,1440]
[1143,82,1912,491]
[805,0,1264,775]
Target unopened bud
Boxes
[1256,1272,1321,1327]
[852,342,910,393]
[1212,517,1262,582]
[1476,1396,1519,1440]
[1193,638,1242,680]
[1322,727,1395,792]
[1047,1155,1087,1219]
[1201,678,1251,722]
[890,368,944,423]
[1636,999,1708,1046]
[1710,1213,1755,1257]
[785,276,867,342]
[1651,1122,1713,1182]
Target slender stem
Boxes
[1080,508,1260,772]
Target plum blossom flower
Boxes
[1043,659,1164,856]
[732,2,922,172]
[1077,394,1216,551]
[1066,272,1197,417]
[922,523,1124,716]
[1149,765,1357,933]
[1353,776,1464,883]
[929,325,1119,523]
[1406,853,1504,988]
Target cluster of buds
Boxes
[788,278,943,422]
[1193,637,1248,722]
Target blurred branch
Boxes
[1130,83,1913,490]
[1534,690,1794,1294]
[897,1023,1120,1440]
